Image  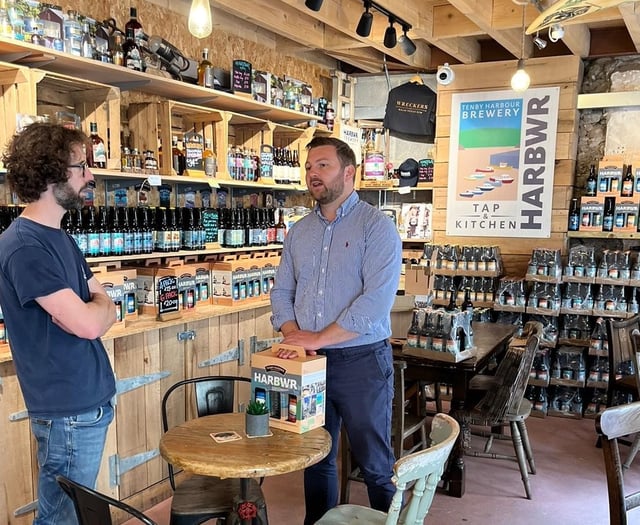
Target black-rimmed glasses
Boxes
[68,161,88,171]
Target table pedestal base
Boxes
[226,479,269,525]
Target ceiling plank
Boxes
[619,2,640,53]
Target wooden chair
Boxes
[606,315,640,409]
[161,376,268,525]
[340,360,431,504]
[596,400,640,525]
[318,413,459,525]
[458,333,540,499]
[621,331,640,469]
[56,475,157,525]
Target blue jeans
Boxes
[304,340,395,524]
[30,401,114,525]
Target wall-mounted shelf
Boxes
[0,37,315,125]
[577,91,640,110]
[567,231,640,239]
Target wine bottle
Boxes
[89,122,107,169]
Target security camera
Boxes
[436,63,454,86]
[548,24,564,43]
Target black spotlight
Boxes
[356,2,373,37]
[305,0,323,11]
[398,29,416,56]
[383,19,397,49]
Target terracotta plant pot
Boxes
[246,412,270,437]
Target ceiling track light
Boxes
[304,0,324,11]
[383,18,397,48]
[533,31,547,50]
[351,0,413,53]
[356,1,373,37]
[398,25,416,56]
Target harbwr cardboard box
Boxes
[251,343,326,433]
[92,266,132,326]
[211,254,255,305]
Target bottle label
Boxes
[93,142,107,164]
[204,156,216,177]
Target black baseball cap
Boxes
[398,158,419,187]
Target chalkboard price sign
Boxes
[260,144,273,179]
[232,59,252,94]
[201,208,219,244]
[157,275,180,321]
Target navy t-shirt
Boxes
[0,217,115,417]
[383,82,437,140]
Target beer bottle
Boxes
[98,206,111,257]
[407,309,420,348]
[622,165,634,197]
[568,198,580,231]
[585,164,597,197]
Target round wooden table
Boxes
[160,412,331,524]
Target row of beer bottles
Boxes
[218,207,287,248]
[61,206,208,257]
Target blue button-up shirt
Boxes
[270,191,402,348]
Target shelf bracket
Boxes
[115,371,171,400]
[8,409,28,422]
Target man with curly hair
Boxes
[0,123,117,525]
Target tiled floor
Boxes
[125,415,640,524]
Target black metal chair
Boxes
[161,376,268,525]
[56,475,157,525]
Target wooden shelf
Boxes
[89,168,308,191]
[84,244,282,267]
[0,37,316,125]
[568,230,640,239]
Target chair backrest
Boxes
[391,360,415,459]
[161,375,250,489]
[595,401,640,525]
[56,475,157,525]
[607,315,640,386]
[385,413,460,525]
[475,333,540,423]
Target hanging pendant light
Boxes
[188,0,213,39]
[510,4,530,92]
[511,59,530,91]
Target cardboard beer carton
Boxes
[251,343,327,433]
[135,259,183,318]
[93,266,128,326]
[210,254,257,305]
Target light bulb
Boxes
[188,0,213,39]
[510,60,530,92]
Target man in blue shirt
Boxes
[270,136,402,523]
[0,123,117,525]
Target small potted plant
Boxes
[245,400,270,437]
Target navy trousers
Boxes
[304,340,396,524]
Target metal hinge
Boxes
[250,335,283,354]
[198,339,244,368]
[109,449,160,488]
[115,371,171,407]
[177,330,196,341]
[8,409,29,422]
[13,500,38,517]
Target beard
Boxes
[309,174,345,206]
[53,181,85,210]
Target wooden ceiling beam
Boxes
[619,3,640,53]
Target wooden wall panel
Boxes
[0,361,33,525]
[431,55,583,272]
